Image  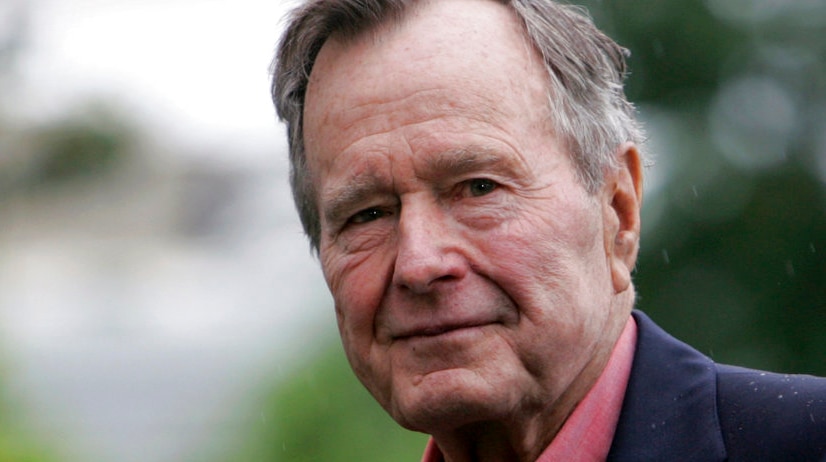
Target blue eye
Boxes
[467,178,497,197]
[349,207,388,224]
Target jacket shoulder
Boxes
[717,364,826,460]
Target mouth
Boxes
[393,321,495,341]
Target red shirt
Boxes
[421,317,638,462]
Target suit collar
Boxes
[607,311,727,461]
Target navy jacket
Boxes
[607,311,826,461]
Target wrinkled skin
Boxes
[302,0,643,460]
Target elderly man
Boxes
[271,0,826,460]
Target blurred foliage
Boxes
[0,434,55,462]
[587,0,826,375]
[0,106,136,198]
[0,370,56,462]
[232,0,826,461]
[234,342,427,462]
[29,112,132,186]
[636,163,826,374]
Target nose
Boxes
[392,201,467,294]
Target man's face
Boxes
[303,0,637,434]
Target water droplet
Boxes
[662,249,670,264]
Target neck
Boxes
[432,404,570,462]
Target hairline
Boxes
[273,0,643,252]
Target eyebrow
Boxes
[322,168,392,228]
[424,146,525,181]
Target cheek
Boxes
[321,248,398,412]
[477,200,609,320]
[481,212,571,282]
[321,245,392,345]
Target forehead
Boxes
[302,0,558,208]
[305,0,548,141]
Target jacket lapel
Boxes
[607,311,727,461]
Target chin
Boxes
[387,367,518,433]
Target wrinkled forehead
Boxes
[302,0,548,165]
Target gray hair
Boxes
[271,0,645,252]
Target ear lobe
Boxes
[605,143,643,294]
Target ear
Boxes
[603,143,643,294]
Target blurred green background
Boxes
[1,1,824,461]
